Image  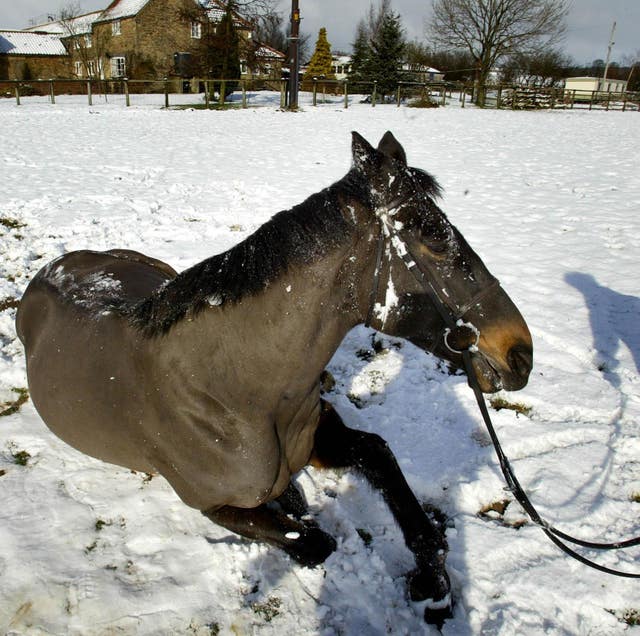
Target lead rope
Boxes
[373,213,640,578]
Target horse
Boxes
[16,131,532,625]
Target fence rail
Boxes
[1,77,639,112]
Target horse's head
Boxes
[352,131,532,393]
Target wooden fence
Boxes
[1,77,639,112]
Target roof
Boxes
[199,0,252,29]
[98,0,152,21]
[24,11,102,36]
[255,42,285,60]
[0,30,68,56]
[566,76,626,82]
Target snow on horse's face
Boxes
[353,131,532,393]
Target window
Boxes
[75,61,84,77]
[112,20,121,35]
[88,60,96,77]
[85,34,92,48]
[110,56,126,78]
[191,21,201,39]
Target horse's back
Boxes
[17,249,176,348]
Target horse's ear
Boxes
[351,131,377,172]
[377,131,407,165]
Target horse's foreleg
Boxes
[202,501,336,567]
[311,400,452,624]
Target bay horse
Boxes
[16,132,532,625]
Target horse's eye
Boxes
[425,239,448,254]
[419,222,451,255]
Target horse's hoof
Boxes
[284,526,337,567]
[424,601,453,629]
[408,568,452,626]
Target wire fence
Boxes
[1,77,639,112]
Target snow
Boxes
[1,93,639,635]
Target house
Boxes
[401,63,444,83]
[332,55,352,81]
[564,76,628,96]
[0,30,70,80]
[1,0,284,84]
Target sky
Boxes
[1,0,638,65]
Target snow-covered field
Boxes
[1,93,639,635]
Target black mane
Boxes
[128,173,365,336]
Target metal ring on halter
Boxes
[443,321,480,354]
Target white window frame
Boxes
[88,60,97,77]
[85,34,92,48]
[191,21,201,39]
[112,20,121,36]
[75,61,84,77]
[110,56,126,78]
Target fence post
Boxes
[312,79,317,106]
[441,85,446,106]
[496,86,502,109]
[242,80,247,108]
[49,79,55,104]
[280,80,286,109]
[396,83,402,107]
[87,80,92,106]
[15,82,21,106]
[344,81,349,109]
[124,77,130,107]
[204,79,210,108]
[219,80,226,107]
[372,81,377,107]
[461,84,466,108]
[164,77,169,108]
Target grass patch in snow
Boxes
[489,396,532,417]
[630,492,640,503]
[251,597,282,622]
[1,388,29,417]
[479,499,528,529]
[606,608,640,626]
[0,217,26,230]
[12,449,31,466]
[0,297,20,312]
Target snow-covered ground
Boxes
[1,92,639,635]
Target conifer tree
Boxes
[348,21,372,85]
[369,12,406,98]
[303,28,335,80]
[208,1,241,96]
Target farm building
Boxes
[565,76,628,96]
[0,30,70,80]
[0,0,284,83]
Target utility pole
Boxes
[602,21,616,90]
[288,0,300,109]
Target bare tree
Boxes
[58,1,110,80]
[428,0,569,105]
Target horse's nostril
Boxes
[507,344,533,379]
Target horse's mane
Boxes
[128,172,365,336]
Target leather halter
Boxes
[364,198,640,578]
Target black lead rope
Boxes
[462,349,640,579]
[372,213,640,578]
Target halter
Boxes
[364,195,640,578]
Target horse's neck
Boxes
[160,218,376,402]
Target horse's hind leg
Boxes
[311,400,452,625]
[203,500,336,567]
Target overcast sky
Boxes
[2,0,638,65]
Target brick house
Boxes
[5,0,285,83]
